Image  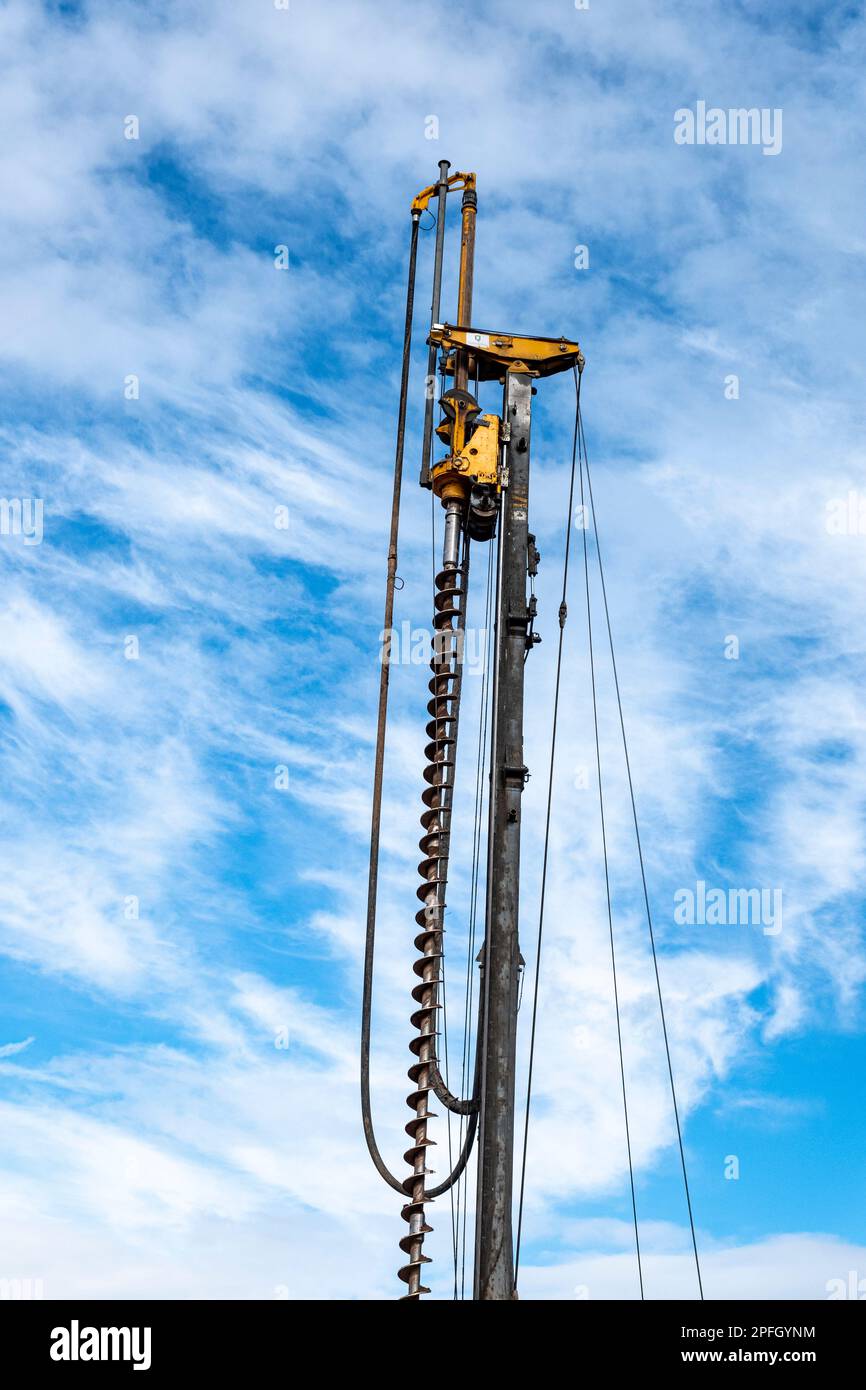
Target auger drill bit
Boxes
[398,505,470,1298]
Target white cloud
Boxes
[518,1230,866,1302]
[0,0,862,1300]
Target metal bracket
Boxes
[527,533,541,577]
[525,593,541,651]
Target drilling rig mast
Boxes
[362,161,584,1300]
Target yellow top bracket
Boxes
[411,172,476,215]
[429,323,585,380]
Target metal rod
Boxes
[455,182,477,394]
[456,185,476,325]
[473,452,505,1291]
[443,500,463,569]
[419,159,451,488]
[474,372,534,1300]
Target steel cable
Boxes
[579,405,704,1300]
[577,384,644,1299]
[513,367,584,1280]
[514,370,704,1301]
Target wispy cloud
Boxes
[0,0,863,1297]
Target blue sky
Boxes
[0,0,864,1300]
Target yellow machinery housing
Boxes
[427,322,584,505]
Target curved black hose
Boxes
[360,209,478,1199]
[361,211,420,1194]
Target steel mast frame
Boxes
[363,161,583,1301]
